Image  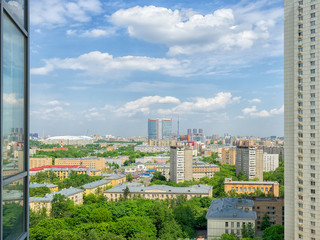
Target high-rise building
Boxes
[187,129,192,135]
[1,1,29,239]
[263,153,279,172]
[148,118,172,140]
[170,146,192,183]
[236,146,263,181]
[221,148,237,165]
[284,1,319,239]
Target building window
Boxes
[311,20,316,26]
[311,37,316,41]
[311,69,316,74]
[225,222,229,227]
[311,13,316,18]
[311,45,316,50]
[311,29,316,33]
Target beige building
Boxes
[100,174,127,186]
[236,146,263,181]
[104,183,212,201]
[284,1,320,239]
[221,148,236,165]
[170,146,193,183]
[251,197,284,230]
[224,178,280,197]
[192,161,220,181]
[29,158,53,168]
[55,157,105,170]
[206,198,257,239]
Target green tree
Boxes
[126,173,134,182]
[237,171,248,181]
[242,223,255,239]
[51,194,74,218]
[29,186,51,197]
[151,171,166,182]
[90,208,112,223]
[213,233,238,240]
[262,225,284,240]
[260,214,271,231]
[123,186,130,199]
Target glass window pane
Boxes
[3,178,25,240]
[4,0,25,28]
[2,13,26,178]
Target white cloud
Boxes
[241,105,283,118]
[248,98,261,103]
[110,4,283,56]
[67,28,115,37]
[43,100,70,106]
[3,93,23,106]
[31,51,191,77]
[31,0,102,27]
[116,96,180,116]
[158,92,239,115]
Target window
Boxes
[311,61,316,65]
[311,53,316,58]
[311,109,315,114]
[311,20,316,26]
[311,165,316,170]
[311,189,316,194]
[311,37,316,41]
[311,173,316,178]
[311,77,315,81]
[311,13,316,18]
[311,4,316,9]
[311,85,315,90]
[311,101,316,106]
[311,29,316,33]
[311,117,315,122]
[311,45,316,50]
[311,93,315,97]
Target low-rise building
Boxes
[134,145,170,153]
[100,174,127,186]
[192,161,220,180]
[81,179,111,195]
[55,157,105,170]
[104,184,212,201]
[224,178,280,197]
[206,198,257,239]
[29,183,58,193]
[29,187,84,215]
[250,197,284,230]
[156,163,170,180]
[29,157,53,168]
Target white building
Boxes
[284,1,320,239]
[170,146,193,183]
[263,153,279,172]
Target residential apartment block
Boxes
[221,148,237,165]
[104,183,212,201]
[224,178,280,197]
[170,146,193,183]
[236,146,264,181]
[206,198,257,239]
[81,179,111,195]
[55,157,105,170]
[284,1,320,239]
[263,153,279,172]
[29,157,53,168]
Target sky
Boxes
[29,0,284,138]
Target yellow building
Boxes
[221,148,236,165]
[29,183,58,193]
[82,179,111,195]
[29,158,53,168]
[192,163,220,180]
[102,174,127,186]
[224,178,280,197]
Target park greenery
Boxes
[30,186,51,197]
[29,194,213,240]
[263,161,284,197]
[30,171,103,191]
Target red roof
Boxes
[30,165,88,171]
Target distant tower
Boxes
[193,129,197,134]
[187,129,192,135]
[60,141,63,150]
[199,129,203,135]
[177,117,180,136]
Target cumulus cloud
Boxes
[43,100,70,106]
[3,93,23,106]
[30,51,191,77]
[116,96,180,116]
[31,0,102,27]
[241,105,283,118]
[158,92,240,115]
[67,28,115,37]
[110,3,283,56]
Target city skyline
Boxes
[30,0,284,137]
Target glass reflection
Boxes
[2,13,25,178]
[5,0,25,27]
[3,178,25,240]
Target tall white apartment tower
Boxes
[285,0,319,239]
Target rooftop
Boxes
[29,183,58,188]
[105,184,212,194]
[30,187,83,202]
[30,165,88,171]
[82,179,110,189]
[206,198,257,220]
[224,181,279,185]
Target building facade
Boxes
[284,1,320,239]
[170,146,193,183]
[55,157,105,170]
[236,146,264,181]
[147,118,172,140]
[221,148,237,165]
[224,178,280,197]
[29,157,52,168]
[263,153,279,172]
[1,1,29,239]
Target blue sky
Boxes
[29,0,284,137]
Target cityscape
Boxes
[0,0,315,240]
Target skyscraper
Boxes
[284,1,318,239]
[148,118,172,140]
[1,0,29,239]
